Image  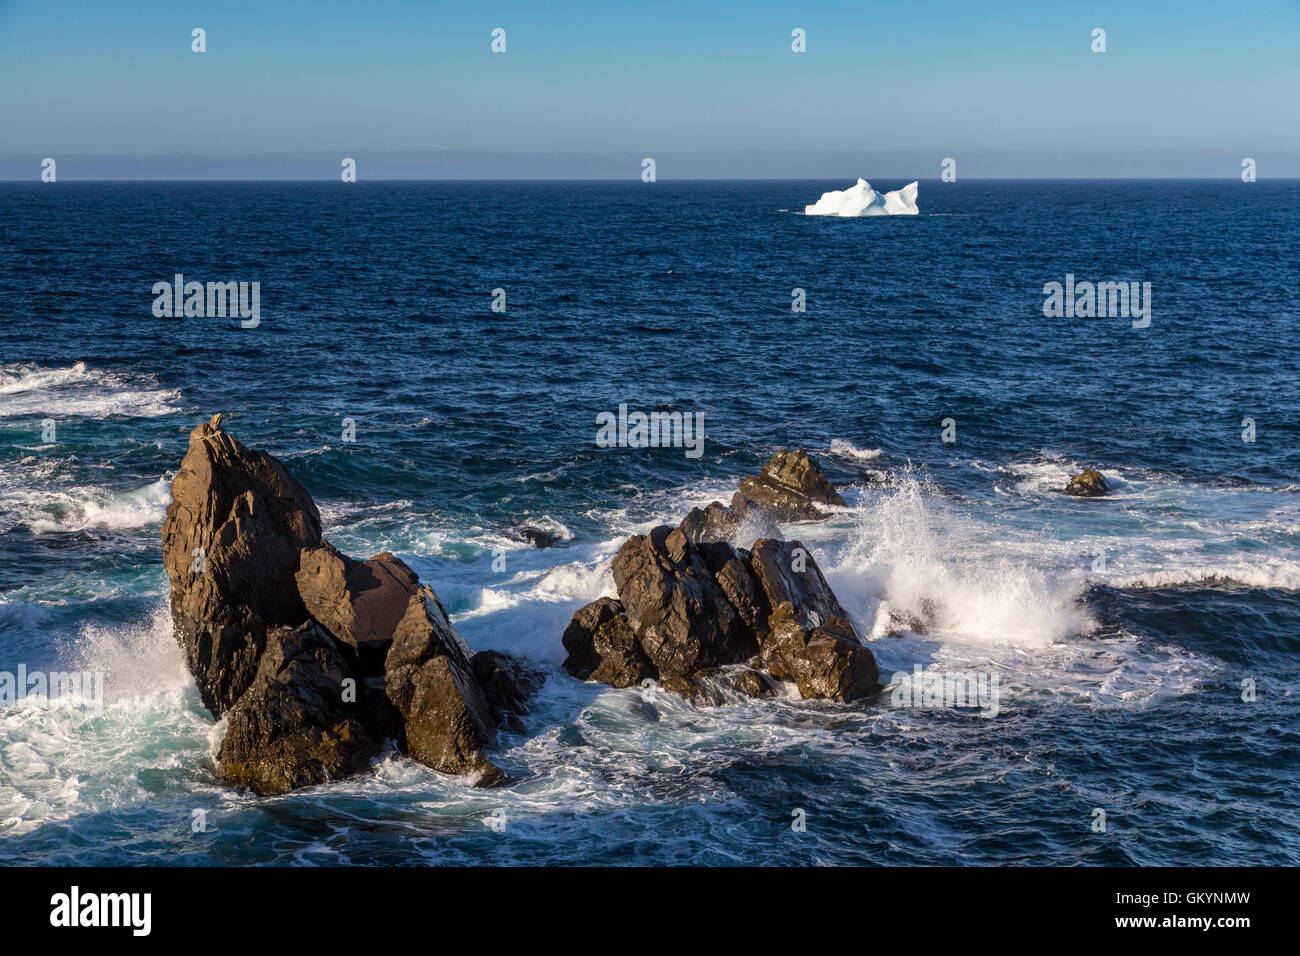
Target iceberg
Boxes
[804,178,919,216]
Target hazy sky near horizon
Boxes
[2,0,1298,173]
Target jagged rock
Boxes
[679,449,843,543]
[679,501,739,544]
[216,622,376,796]
[732,448,846,523]
[295,542,420,655]
[163,414,536,795]
[760,448,846,506]
[1064,468,1109,497]
[161,413,322,716]
[697,541,770,636]
[561,596,655,688]
[759,603,880,703]
[611,525,758,676]
[732,667,781,699]
[562,523,880,704]
[748,538,850,629]
[384,589,504,784]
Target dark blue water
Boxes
[1,181,1297,865]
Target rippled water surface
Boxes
[1,181,1297,864]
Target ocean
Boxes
[1,179,1297,865]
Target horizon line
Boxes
[2,176,1292,183]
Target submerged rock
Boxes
[512,525,563,549]
[162,414,537,795]
[1064,468,1109,497]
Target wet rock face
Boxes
[561,596,655,689]
[161,413,322,716]
[163,414,536,795]
[1064,468,1109,497]
[679,501,739,545]
[216,622,377,796]
[611,525,759,675]
[760,449,846,506]
[473,650,546,732]
[760,604,879,703]
[748,538,850,629]
[562,527,880,704]
[734,448,846,523]
[384,589,503,783]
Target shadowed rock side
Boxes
[680,448,846,544]
[161,413,323,717]
[1064,468,1109,497]
[163,414,538,795]
[563,524,880,704]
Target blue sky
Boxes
[1,0,1297,176]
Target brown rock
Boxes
[164,415,534,796]
[1064,468,1109,497]
[384,589,503,784]
[698,541,771,637]
[611,525,758,675]
[295,542,420,652]
[731,449,846,523]
[161,413,322,716]
[679,501,739,544]
[472,649,544,731]
[560,523,881,704]
[216,622,376,796]
[748,538,850,628]
[759,602,880,702]
[760,448,846,506]
[561,596,657,688]
[731,667,781,699]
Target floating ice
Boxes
[804,178,919,216]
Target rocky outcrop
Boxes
[679,449,845,545]
[611,525,758,675]
[740,448,846,519]
[561,597,655,689]
[562,527,879,704]
[161,414,322,716]
[1064,468,1109,497]
[759,604,879,702]
[163,414,537,795]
